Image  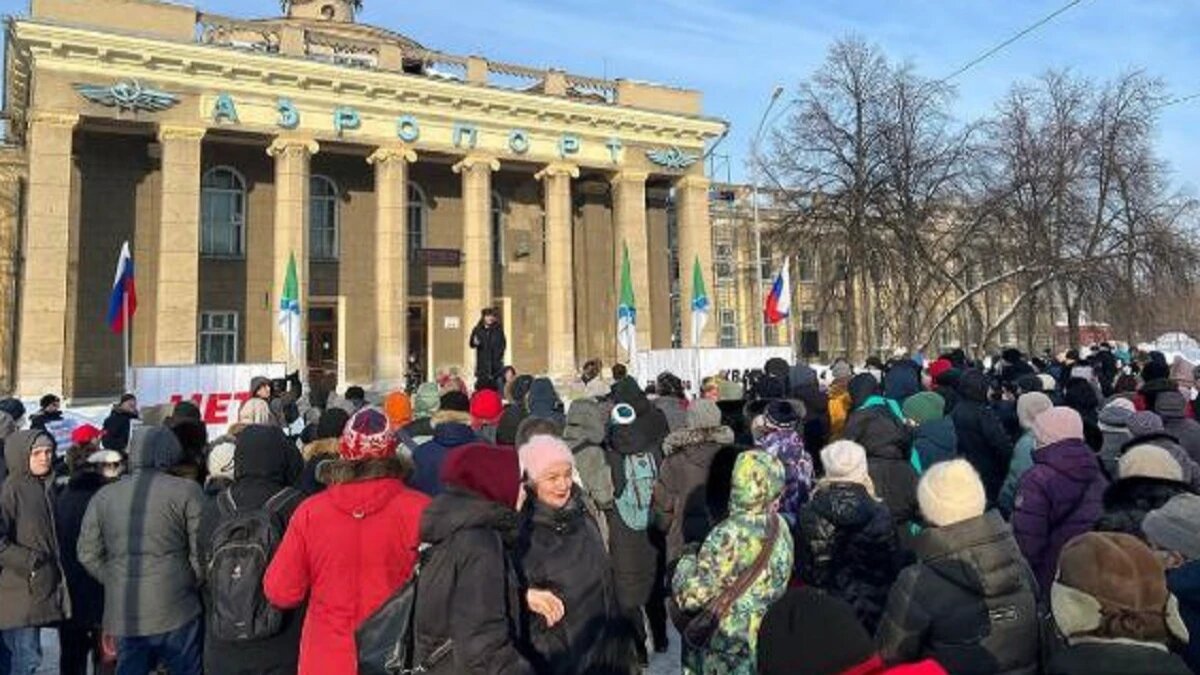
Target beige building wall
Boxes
[5,1,725,397]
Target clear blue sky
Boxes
[3,0,1198,191]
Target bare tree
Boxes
[764,36,891,361]
[765,37,1200,359]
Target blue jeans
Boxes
[1,627,42,675]
[116,617,202,675]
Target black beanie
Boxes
[440,391,470,413]
[1142,360,1170,382]
[758,587,876,675]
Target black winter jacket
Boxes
[842,403,918,539]
[796,482,905,632]
[876,511,1039,675]
[0,430,69,630]
[55,470,113,628]
[414,487,534,675]
[1092,476,1193,539]
[202,426,306,675]
[101,408,138,451]
[470,322,507,387]
[517,491,627,674]
[951,372,1013,506]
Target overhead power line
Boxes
[939,0,1087,84]
[1159,91,1200,110]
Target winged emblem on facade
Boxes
[645,146,699,170]
[74,79,180,113]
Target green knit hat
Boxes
[414,382,441,418]
[902,391,945,424]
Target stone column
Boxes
[675,174,716,347]
[155,126,205,364]
[536,162,579,378]
[452,154,498,378]
[367,145,417,391]
[0,157,24,394]
[16,112,77,397]
[610,170,654,353]
[266,137,318,369]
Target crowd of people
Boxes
[1,340,1199,675]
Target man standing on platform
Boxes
[470,308,507,392]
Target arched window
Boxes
[407,181,426,260]
[491,190,505,268]
[309,175,339,260]
[201,167,246,256]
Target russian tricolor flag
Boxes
[106,241,137,333]
[764,257,791,325]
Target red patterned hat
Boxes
[339,408,399,461]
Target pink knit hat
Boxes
[1033,407,1084,447]
[518,434,574,482]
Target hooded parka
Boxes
[653,424,735,564]
[673,451,794,675]
[78,427,205,637]
[413,486,535,675]
[950,371,1014,506]
[0,430,70,630]
[263,456,430,675]
[203,426,306,675]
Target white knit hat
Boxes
[207,441,236,481]
[1118,444,1183,482]
[918,459,986,527]
[821,440,872,489]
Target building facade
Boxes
[709,184,1028,362]
[0,0,724,398]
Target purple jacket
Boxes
[1012,438,1108,596]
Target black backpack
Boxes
[207,487,300,642]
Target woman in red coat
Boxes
[265,408,430,675]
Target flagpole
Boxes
[122,291,130,394]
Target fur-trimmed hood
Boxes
[432,409,472,428]
[662,425,735,456]
[319,455,411,487]
[302,436,341,462]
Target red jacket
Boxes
[844,655,948,675]
[265,476,430,675]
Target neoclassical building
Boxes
[0,0,724,398]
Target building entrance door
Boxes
[308,305,338,398]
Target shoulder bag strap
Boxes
[219,488,238,516]
[704,514,781,621]
[264,487,302,514]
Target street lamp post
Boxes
[751,85,784,346]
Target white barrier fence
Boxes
[132,363,286,437]
[632,347,795,397]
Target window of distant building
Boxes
[201,167,246,257]
[198,311,238,364]
[491,190,505,269]
[719,309,738,347]
[407,181,427,260]
[309,175,339,260]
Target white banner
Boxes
[632,347,794,397]
[132,363,286,437]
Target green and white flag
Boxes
[691,256,710,346]
[278,252,301,359]
[617,244,637,358]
